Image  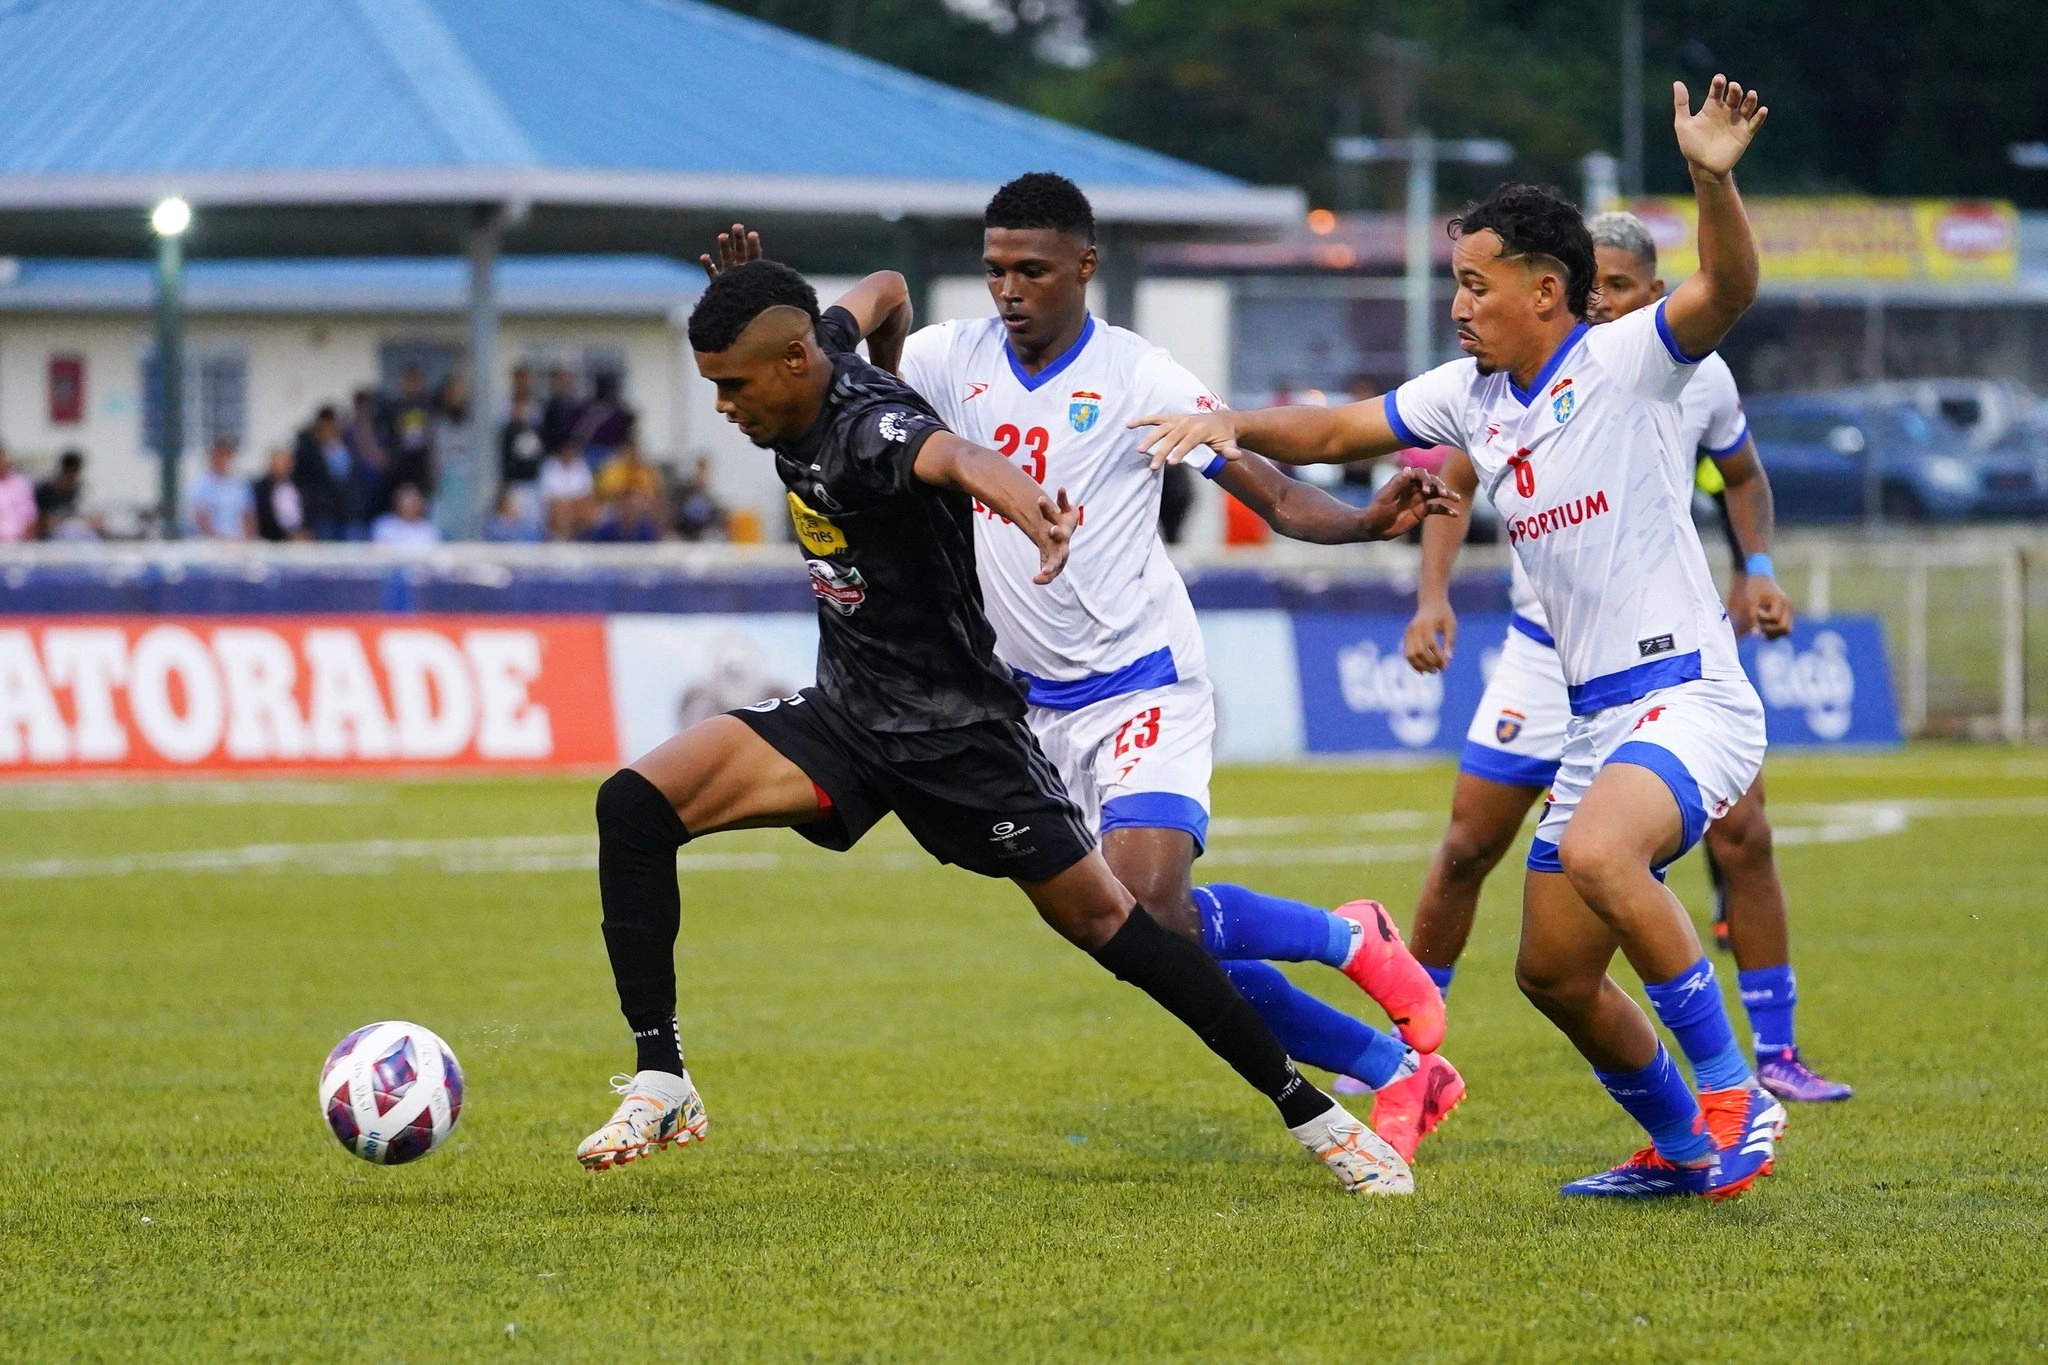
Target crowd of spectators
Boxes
[0,361,732,546]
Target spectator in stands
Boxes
[186,439,256,540]
[370,483,441,550]
[376,364,437,509]
[670,455,727,542]
[0,443,35,542]
[483,486,545,542]
[35,450,99,541]
[541,365,584,454]
[347,388,392,522]
[293,405,357,540]
[253,446,309,542]
[538,440,596,539]
[572,371,634,464]
[500,365,545,489]
[587,439,665,541]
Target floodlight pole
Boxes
[1331,133,1513,377]
[152,211,187,540]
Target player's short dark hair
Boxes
[985,172,1096,243]
[687,259,820,353]
[1449,183,1596,319]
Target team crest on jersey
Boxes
[1069,391,1102,432]
[1549,376,1576,424]
[1496,708,1526,743]
[786,489,847,556]
[805,558,867,615]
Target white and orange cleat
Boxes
[1333,899,1447,1054]
[576,1069,708,1171]
[1290,1104,1415,1195]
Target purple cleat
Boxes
[1332,1074,1372,1098]
[1757,1048,1853,1103]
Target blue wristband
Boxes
[1744,552,1776,579]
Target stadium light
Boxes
[150,196,192,238]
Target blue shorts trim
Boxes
[1567,651,1702,717]
[1605,739,1709,867]
[1383,391,1421,448]
[1017,646,1177,712]
[1509,613,1555,648]
[1654,298,1710,366]
[1100,791,1210,855]
[1527,836,1563,873]
[1459,740,1559,789]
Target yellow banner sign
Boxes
[1623,197,2018,282]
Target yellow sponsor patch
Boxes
[787,490,847,555]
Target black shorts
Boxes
[731,688,1095,883]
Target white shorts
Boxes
[1530,674,1767,874]
[1027,674,1215,850]
[1460,620,1570,788]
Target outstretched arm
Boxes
[913,432,1077,584]
[1131,398,1410,472]
[1215,455,1459,544]
[1662,76,1769,359]
[701,223,915,372]
[1403,449,1481,673]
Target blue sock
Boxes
[1220,961,1414,1088]
[1737,964,1798,1057]
[1644,957,1754,1092]
[1194,884,1352,967]
[1594,1044,1711,1164]
[1424,963,1454,1000]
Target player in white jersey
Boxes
[1136,77,1789,1200]
[700,177,1468,1165]
[1402,211,1851,1104]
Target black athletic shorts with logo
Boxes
[731,687,1095,883]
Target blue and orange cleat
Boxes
[1369,1052,1466,1162]
[1333,899,1446,1054]
[1699,1085,1785,1201]
[1560,1146,1714,1198]
[1758,1048,1853,1103]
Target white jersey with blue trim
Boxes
[1506,349,1747,636]
[1390,300,1743,714]
[898,314,1226,701]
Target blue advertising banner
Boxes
[1293,612,1513,754]
[1293,611,1901,755]
[1738,616,1902,748]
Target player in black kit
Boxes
[578,258,1414,1194]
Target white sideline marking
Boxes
[0,781,383,812]
[3,795,2039,881]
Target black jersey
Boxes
[769,306,1026,733]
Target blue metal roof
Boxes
[0,256,704,315]
[0,0,1235,191]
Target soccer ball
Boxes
[319,1021,464,1164]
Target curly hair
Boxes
[984,171,1096,243]
[1449,183,1597,319]
[687,259,820,353]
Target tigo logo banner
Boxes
[0,617,616,774]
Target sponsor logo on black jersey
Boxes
[806,559,868,615]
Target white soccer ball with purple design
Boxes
[318,1021,464,1164]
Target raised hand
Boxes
[1674,75,1767,177]
[1359,467,1461,542]
[699,223,764,281]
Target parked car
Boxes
[1742,393,2048,522]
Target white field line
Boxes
[2,796,2039,882]
[0,780,385,811]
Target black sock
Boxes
[1091,905,1335,1129]
[595,768,691,1076]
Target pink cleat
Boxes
[1369,1052,1466,1162]
[1333,900,1446,1054]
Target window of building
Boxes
[140,341,248,454]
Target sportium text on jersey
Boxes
[1386,301,1743,715]
[899,315,1228,699]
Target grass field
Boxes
[3,748,2046,1361]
